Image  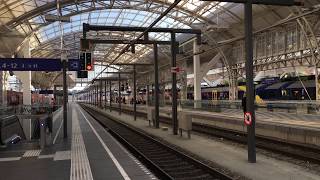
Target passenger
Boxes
[241,95,246,114]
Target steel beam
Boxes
[104,72,133,74]
[113,63,153,66]
[200,0,302,6]
[87,39,172,45]
[83,23,201,34]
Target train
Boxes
[6,90,23,106]
[5,90,55,106]
[133,77,317,101]
[186,78,317,101]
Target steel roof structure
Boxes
[1,0,320,89]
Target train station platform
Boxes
[0,103,156,180]
[86,104,320,180]
[108,103,320,147]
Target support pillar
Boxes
[15,71,32,140]
[193,40,202,108]
[146,84,150,106]
[62,59,68,138]
[315,66,319,101]
[171,33,178,135]
[133,65,137,121]
[104,80,107,109]
[96,85,98,106]
[109,81,112,112]
[99,81,102,108]
[154,43,160,128]
[229,71,238,100]
[0,72,3,105]
[118,73,121,115]
[244,0,256,163]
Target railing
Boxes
[0,105,62,147]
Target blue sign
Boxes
[0,58,80,71]
[68,59,80,71]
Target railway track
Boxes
[81,104,233,180]
[105,105,320,164]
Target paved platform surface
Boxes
[0,105,72,180]
[0,103,156,180]
[90,104,320,180]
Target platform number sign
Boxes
[244,112,252,126]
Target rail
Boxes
[81,103,234,180]
[103,104,320,164]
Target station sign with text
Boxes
[0,58,80,71]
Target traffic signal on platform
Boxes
[85,52,93,71]
[79,52,93,71]
[79,52,86,70]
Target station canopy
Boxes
[1,0,231,62]
[1,0,317,89]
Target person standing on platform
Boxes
[242,95,246,114]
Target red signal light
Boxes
[86,64,92,70]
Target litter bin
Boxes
[178,110,192,138]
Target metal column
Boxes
[109,81,112,112]
[118,73,121,115]
[99,81,102,108]
[62,60,68,138]
[93,86,95,105]
[244,0,256,163]
[105,80,107,109]
[315,65,319,101]
[133,65,137,121]
[171,33,178,135]
[193,40,202,108]
[95,85,97,106]
[90,89,92,104]
[96,85,99,106]
[53,85,57,105]
[154,43,160,128]
[147,84,150,106]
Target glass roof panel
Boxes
[31,8,191,47]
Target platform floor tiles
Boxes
[94,105,320,180]
[0,103,156,180]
